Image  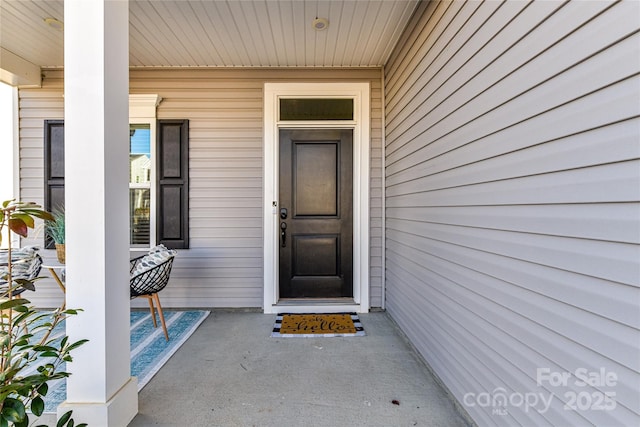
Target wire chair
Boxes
[0,249,43,297]
[130,255,175,340]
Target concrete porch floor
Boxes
[129,310,469,427]
[36,311,470,426]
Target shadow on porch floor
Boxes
[129,310,469,427]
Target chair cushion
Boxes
[131,244,176,278]
[0,246,41,285]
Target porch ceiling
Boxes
[1,0,419,74]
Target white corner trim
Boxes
[263,82,370,314]
[380,68,387,310]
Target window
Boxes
[279,98,354,121]
[129,124,151,247]
[44,95,190,250]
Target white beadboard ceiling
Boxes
[0,0,419,69]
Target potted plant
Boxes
[45,208,65,264]
[0,200,86,427]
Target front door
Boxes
[279,129,353,298]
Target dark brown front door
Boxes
[279,129,353,298]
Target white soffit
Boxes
[0,0,419,69]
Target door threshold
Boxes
[270,298,364,314]
[278,298,355,305]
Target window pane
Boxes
[130,124,151,246]
[280,98,353,120]
[130,188,150,246]
[130,125,151,184]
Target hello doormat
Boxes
[271,313,366,337]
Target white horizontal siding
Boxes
[18,67,384,309]
[384,1,640,426]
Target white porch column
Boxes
[59,0,137,425]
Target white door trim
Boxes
[263,82,370,314]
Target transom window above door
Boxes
[279,98,354,121]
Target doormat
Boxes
[271,313,366,337]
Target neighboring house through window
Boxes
[129,124,152,247]
[43,94,189,250]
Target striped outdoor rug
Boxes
[42,310,209,413]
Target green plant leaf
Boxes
[12,303,31,312]
[20,209,54,221]
[0,299,30,310]
[12,338,29,347]
[37,382,49,396]
[66,339,89,351]
[12,310,33,325]
[32,345,58,352]
[1,408,20,423]
[1,398,25,423]
[57,410,72,427]
[31,396,45,416]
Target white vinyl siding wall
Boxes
[18,68,384,309]
[384,1,640,426]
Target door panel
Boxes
[279,129,353,298]
[294,144,337,216]
[293,235,339,276]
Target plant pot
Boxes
[55,243,65,264]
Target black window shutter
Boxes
[157,119,189,249]
[43,119,189,250]
[44,120,65,249]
